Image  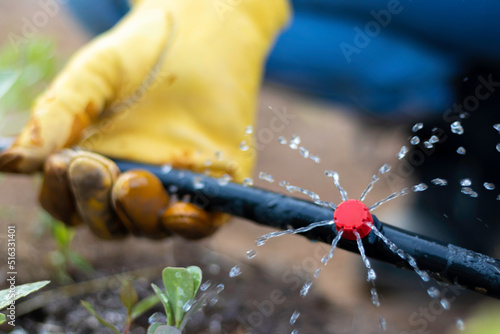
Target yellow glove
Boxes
[0,0,289,239]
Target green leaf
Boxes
[153,325,182,334]
[131,294,160,321]
[152,283,173,327]
[120,280,138,314]
[162,267,194,328]
[67,251,94,273]
[148,322,163,334]
[52,220,74,249]
[0,280,50,310]
[0,70,19,100]
[81,300,121,334]
[186,266,202,297]
[0,312,5,325]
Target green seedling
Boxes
[0,280,50,325]
[83,266,206,334]
[39,212,94,283]
[82,278,161,334]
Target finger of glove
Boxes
[161,202,220,240]
[68,151,128,239]
[0,11,175,174]
[39,149,82,227]
[112,169,171,239]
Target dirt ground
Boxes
[0,1,498,334]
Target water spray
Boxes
[114,160,500,300]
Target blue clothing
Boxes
[64,0,500,118]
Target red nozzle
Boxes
[334,199,373,240]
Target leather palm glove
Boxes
[0,0,289,240]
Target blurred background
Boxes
[0,1,499,333]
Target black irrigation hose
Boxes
[116,160,500,299]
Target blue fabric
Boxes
[63,0,500,117]
[65,0,130,35]
[266,12,459,118]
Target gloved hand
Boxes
[0,0,289,239]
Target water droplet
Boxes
[410,136,420,145]
[423,141,433,149]
[246,249,256,259]
[245,125,253,134]
[456,146,466,155]
[431,178,448,186]
[183,299,195,312]
[379,164,391,174]
[456,318,465,331]
[440,298,450,310]
[291,330,299,334]
[215,284,225,293]
[460,112,470,119]
[493,124,500,133]
[427,286,440,298]
[397,146,409,160]
[200,280,212,291]
[460,178,472,186]
[175,272,182,278]
[215,151,223,161]
[309,155,321,163]
[193,176,204,189]
[279,136,287,144]
[148,312,166,324]
[289,310,300,325]
[370,287,380,307]
[496,143,500,152]
[229,265,242,278]
[204,159,213,167]
[300,280,312,297]
[379,316,387,331]
[461,187,478,198]
[161,164,172,173]
[412,183,428,192]
[279,180,290,187]
[367,269,377,281]
[289,135,301,149]
[259,172,275,183]
[451,121,464,135]
[299,147,309,158]
[217,174,232,186]
[256,236,267,246]
[209,296,219,306]
[239,141,249,151]
[429,135,439,144]
[412,123,424,132]
[484,182,495,190]
[243,178,254,187]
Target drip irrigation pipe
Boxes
[115,160,500,299]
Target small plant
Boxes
[0,280,50,325]
[37,211,94,283]
[82,266,205,334]
[148,266,203,334]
